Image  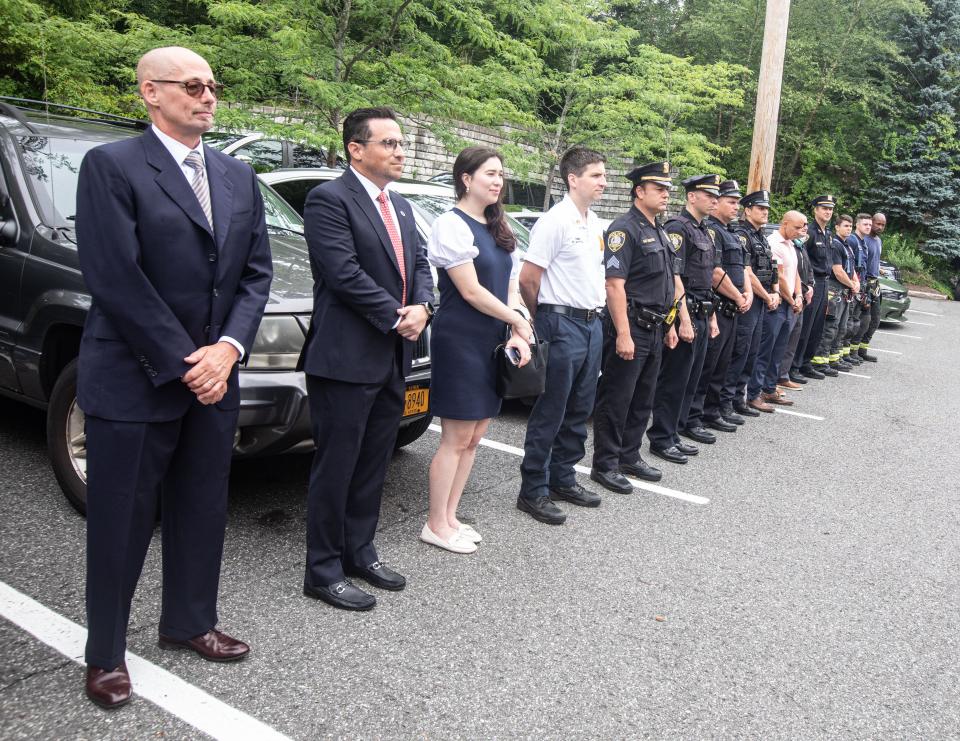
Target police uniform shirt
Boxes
[705,215,744,288]
[525,194,606,309]
[664,208,715,296]
[604,206,674,311]
[806,221,832,277]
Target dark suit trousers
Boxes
[84,403,236,670]
[304,360,404,587]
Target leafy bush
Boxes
[883,233,925,272]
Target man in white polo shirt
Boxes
[517,146,607,525]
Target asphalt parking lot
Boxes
[2,296,959,740]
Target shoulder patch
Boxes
[606,231,627,252]
[706,227,717,243]
[738,234,748,248]
[669,232,684,253]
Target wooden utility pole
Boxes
[747,0,791,193]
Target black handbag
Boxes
[494,326,549,400]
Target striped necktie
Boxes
[377,191,406,303]
[183,150,213,231]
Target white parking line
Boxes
[428,424,709,505]
[838,371,871,379]
[773,408,825,421]
[906,308,943,317]
[872,348,903,355]
[0,581,291,741]
[905,320,935,327]
[875,330,924,340]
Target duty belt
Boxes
[686,295,715,318]
[627,302,666,331]
[538,303,601,322]
[715,295,739,318]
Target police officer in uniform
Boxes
[591,162,678,492]
[647,174,720,464]
[685,179,750,435]
[720,189,777,420]
[797,194,837,378]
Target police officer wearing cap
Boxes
[685,179,751,436]
[647,174,720,465]
[797,194,837,378]
[591,162,678,492]
[720,189,777,420]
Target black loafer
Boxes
[704,416,737,433]
[517,495,567,525]
[588,469,632,494]
[719,407,745,425]
[344,561,406,591]
[733,400,760,417]
[674,441,699,456]
[304,579,376,611]
[649,445,688,464]
[788,371,809,384]
[551,482,602,506]
[619,460,662,482]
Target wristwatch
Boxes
[419,301,435,325]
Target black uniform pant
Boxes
[816,281,848,362]
[304,360,404,588]
[648,312,709,449]
[687,310,737,427]
[592,319,663,472]
[860,294,882,348]
[799,275,828,367]
[845,299,863,349]
[85,402,237,670]
[721,299,763,407]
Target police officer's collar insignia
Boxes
[607,231,627,252]
[669,232,683,252]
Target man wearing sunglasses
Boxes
[75,46,272,709]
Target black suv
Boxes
[0,98,432,515]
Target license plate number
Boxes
[403,387,429,417]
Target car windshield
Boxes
[258,181,304,233]
[404,193,530,253]
[203,132,249,150]
[17,135,97,226]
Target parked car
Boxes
[878,275,911,322]
[0,98,431,515]
[257,168,532,253]
[878,259,902,283]
[204,131,346,173]
[510,209,544,230]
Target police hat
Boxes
[626,161,672,187]
[810,194,836,210]
[682,174,722,196]
[740,189,771,208]
[718,179,742,199]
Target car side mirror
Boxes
[0,194,19,245]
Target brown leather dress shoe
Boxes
[85,663,132,709]
[158,629,250,662]
[762,391,794,406]
[777,378,802,390]
[748,397,774,413]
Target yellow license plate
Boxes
[403,387,429,417]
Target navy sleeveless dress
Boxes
[430,209,513,420]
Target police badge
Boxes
[606,231,627,252]
[669,232,684,253]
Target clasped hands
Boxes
[182,341,239,405]
[507,315,534,367]
[395,304,430,340]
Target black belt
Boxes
[538,303,601,321]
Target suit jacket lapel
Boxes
[343,169,401,277]
[205,148,233,253]
[142,128,214,239]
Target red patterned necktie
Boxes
[377,191,406,303]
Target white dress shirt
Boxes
[151,125,245,359]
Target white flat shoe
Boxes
[420,524,477,554]
[457,524,482,544]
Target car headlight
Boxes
[246,315,305,369]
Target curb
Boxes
[907,289,949,300]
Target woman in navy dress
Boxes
[421,146,532,554]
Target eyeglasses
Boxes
[353,138,408,152]
[149,79,225,98]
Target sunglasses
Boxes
[150,79,225,98]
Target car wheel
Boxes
[394,414,433,448]
[46,358,88,516]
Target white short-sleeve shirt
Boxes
[524,195,605,309]
[428,210,520,279]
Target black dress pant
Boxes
[85,402,236,670]
[304,359,404,588]
[799,275,828,367]
[687,310,737,427]
[648,313,709,449]
[592,319,663,472]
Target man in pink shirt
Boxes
[747,212,807,412]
